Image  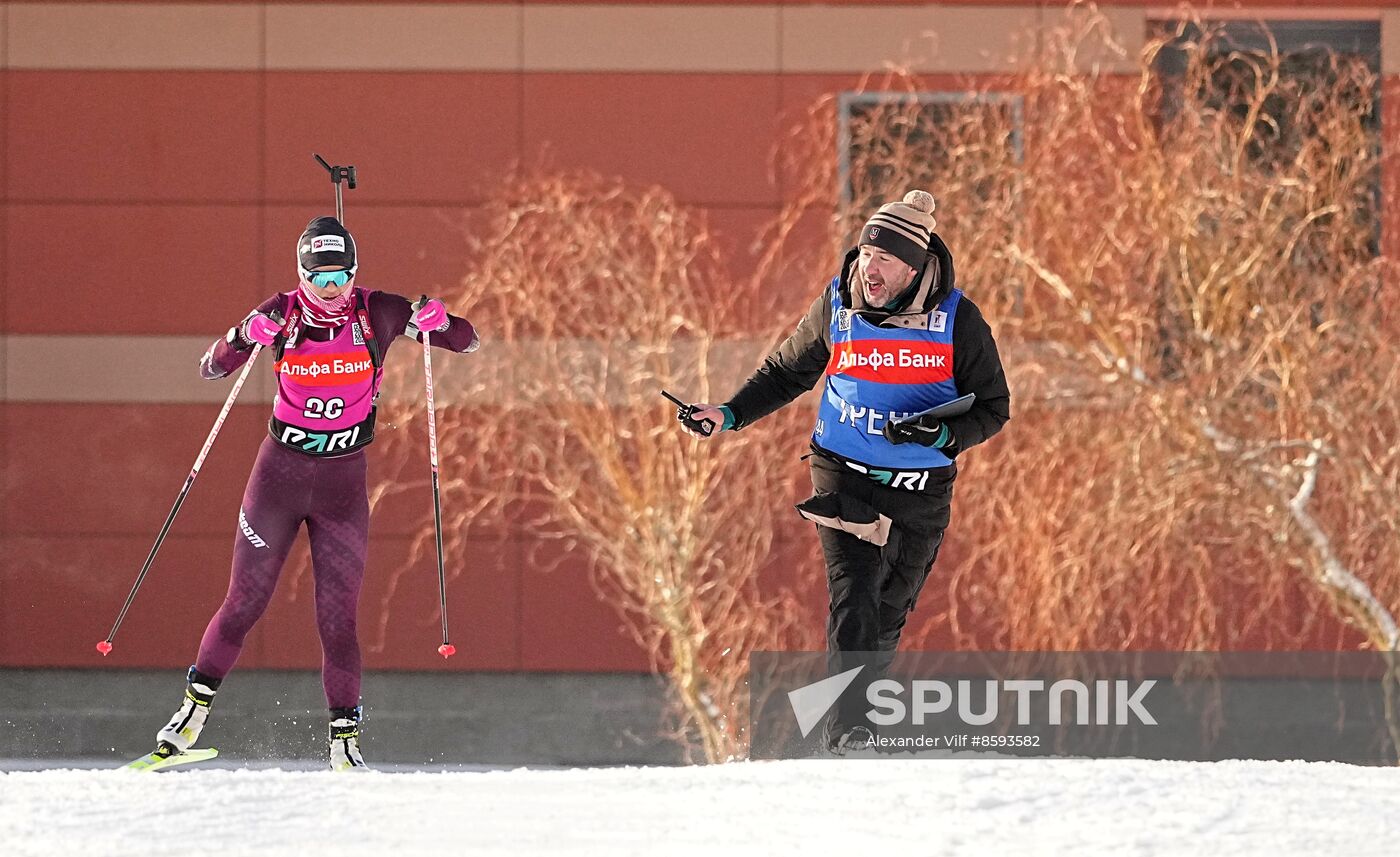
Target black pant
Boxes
[805,455,953,739]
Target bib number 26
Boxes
[302,397,345,420]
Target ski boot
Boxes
[824,721,877,757]
[156,666,221,752]
[828,722,873,756]
[329,706,369,772]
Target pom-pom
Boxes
[903,189,936,213]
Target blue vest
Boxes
[813,279,963,470]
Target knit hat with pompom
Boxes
[859,189,937,270]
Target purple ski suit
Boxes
[194,286,477,707]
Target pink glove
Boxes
[241,313,282,347]
[411,298,449,334]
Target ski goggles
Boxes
[300,267,356,288]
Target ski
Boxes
[124,745,220,772]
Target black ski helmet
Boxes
[297,216,356,271]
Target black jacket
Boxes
[723,236,1010,457]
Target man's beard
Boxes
[865,274,911,308]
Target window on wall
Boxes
[837,91,1027,313]
[1152,19,1381,250]
[1152,19,1379,73]
[837,92,1025,216]
[1152,19,1380,137]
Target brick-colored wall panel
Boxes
[361,535,522,671]
[731,206,850,315]
[697,204,782,302]
[523,4,779,72]
[0,72,9,205]
[0,533,232,668]
[352,405,524,540]
[781,5,1036,74]
[2,333,278,405]
[522,73,782,207]
[7,71,263,203]
[1,403,267,538]
[263,73,522,205]
[7,3,260,70]
[757,538,827,634]
[1385,77,1400,258]
[265,4,520,71]
[518,538,651,671]
[5,204,263,335]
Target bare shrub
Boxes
[371,174,820,762]
[772,4,1400,652]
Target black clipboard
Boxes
[893,393,976,426]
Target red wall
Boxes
[0,65,811,674]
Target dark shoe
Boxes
[827,725,875,756]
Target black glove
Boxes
[882,413,953,448]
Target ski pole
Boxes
[420,301,455,659]
[97,340,269,656]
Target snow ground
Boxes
[1,757,1397,856]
